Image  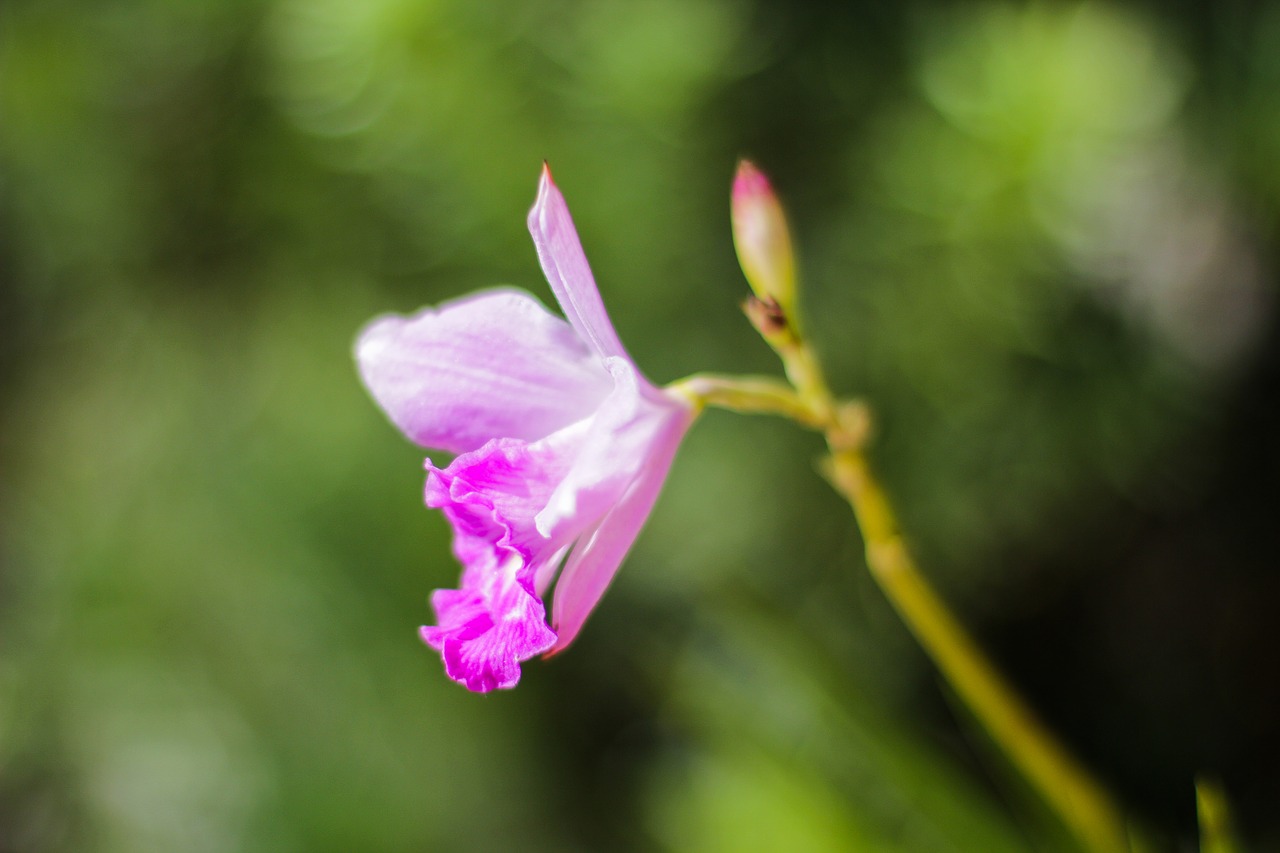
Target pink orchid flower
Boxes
[355,165,696,692]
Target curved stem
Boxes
[724,322,1131,853]
[667,373,824,427]
[822,441,1129,853]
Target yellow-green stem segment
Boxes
[822,442,1129,853]
[676,333,1132,853]
[790,330,1130,853]
[1196,777,1238,853]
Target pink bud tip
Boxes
[733,159,774,205]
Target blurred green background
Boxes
[3,0,1278,850]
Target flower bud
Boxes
[731,160,797,317]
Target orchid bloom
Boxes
[355,165,696,692]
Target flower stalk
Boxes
[694,159,1133,853]
[821,438,1131,853]
[667,373,824,427]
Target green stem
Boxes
[1196,777,1238,853]
[822,441,1129,853]
[803,342,1130,853]
[687,334,1131,853]
[668,373,825,427]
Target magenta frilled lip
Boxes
[355,165,695,692]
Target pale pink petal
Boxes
[534,545,569,597]
[535,358,691,540]
[356,288,611,454]
[548,394,694,652]
[527,165,630,361]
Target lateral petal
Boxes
[356,288,611,454]
[548,388,693,652]
[535,358,691,541]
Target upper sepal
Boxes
[528,165,631,362]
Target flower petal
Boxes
[548,387,693,652]
[535,358,690,541]
[421,555,557,692]
[527,165,630,362]
[420,423,595,691]
[356,288,611,454]
[424,421,589,567]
